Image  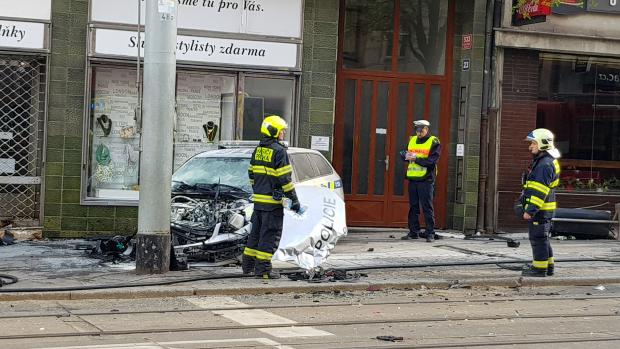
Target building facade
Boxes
[491,1,620,230]
[1,0,488,237]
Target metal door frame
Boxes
[0,51,50,225]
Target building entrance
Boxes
[334,0,454,227]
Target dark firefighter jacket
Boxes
[522,151,560,220]
[248,137,299,211]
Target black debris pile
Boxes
[376,335,404,342]
[287,269,368,283]
[0,224,15,246]
[0,274,19,287]
[77,235,135,263]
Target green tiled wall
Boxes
[446,0,488,231]
[298,0,340,160]
[44,1,138,238]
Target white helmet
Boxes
[414,120,430,131]
[525,128,561,158]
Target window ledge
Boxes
[556,190,620,197]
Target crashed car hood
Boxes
[274,186,347,270]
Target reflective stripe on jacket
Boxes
[523,152,561,219]
[406,135,440,180]
[248,137,298,211]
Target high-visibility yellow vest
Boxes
[407,135,438,179]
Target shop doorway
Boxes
[333,0,454,228]
[0,56,47,225]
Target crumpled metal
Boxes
[273,186,347,271]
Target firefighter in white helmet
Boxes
[520,128,561,277]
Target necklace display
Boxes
[97,114,112,136]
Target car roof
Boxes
[193,146,324,159]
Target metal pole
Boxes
[136,0,143,133]
[136,0,177,274]
[616,203,620,240]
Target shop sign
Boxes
[462,34,472,50]
[90,0,303,39]
[0,0,51,21]
[0,20,46,50]
[553,0,620,14]
[552,0,586,14]
[512,0,552,26]
[587,0,620,13]
[94,28,298,68]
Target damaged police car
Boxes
[170,143,346,270]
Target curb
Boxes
[3,276,620,301]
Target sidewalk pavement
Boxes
[1,231,620,301]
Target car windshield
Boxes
[172,157,251,193]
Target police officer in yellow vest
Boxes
[400,120,441,242]
[521,128,561,277]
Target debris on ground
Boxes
[78,235,135,263]
[0,274,19,287]
[594,285,606,291]
[449,283,472,289]
[376,335,404,342]
[287,269,367,283]
[367,248,374,252]
[0,227,15,246]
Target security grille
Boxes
[0,55,47,224]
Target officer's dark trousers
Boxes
[408,180,435,236]
[244,208,283,275]
[528,219,554,269]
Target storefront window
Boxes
[88,66,140,200]
[242,76,295,141]
[537,54,620,192]
[85,66,296,202]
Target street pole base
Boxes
[135,234,171,275]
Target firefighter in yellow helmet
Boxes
[520,128,561,277]
[242,115,301,279]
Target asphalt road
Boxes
[1,285,620,348]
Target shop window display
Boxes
[173,72,236,171]
[537,54,620,192]
[88,67,140,200]
[86,66,296,202]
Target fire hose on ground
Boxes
[0,257,619,293]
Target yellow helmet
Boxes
[261,115,288,138]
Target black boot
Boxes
[401,233,419,240]
[521,265,546,277]
[241,255,256,275]
[255,261,280,279]
[256,270,281,279]
[425,234,434,243]
[547,263,554,276]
